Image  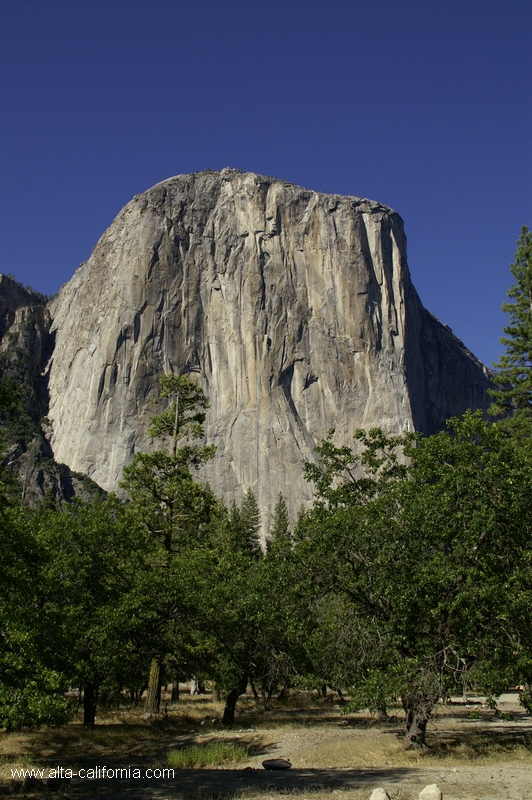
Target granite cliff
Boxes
[0,275,101,505]
[1,171,492,525]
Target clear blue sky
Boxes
[1,0,530,367]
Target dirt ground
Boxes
[1,690,531,800]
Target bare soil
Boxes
[1,691,531,799]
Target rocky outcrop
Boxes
[41,170,491,529]
[0,275,40,338]
[0,276,53,437]
[0,275,101,506]
[7,430,103,507]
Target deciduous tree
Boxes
[35,499,160,728]
[0,506,72,730]
[296,413,532,748]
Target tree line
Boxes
[0,227,531,750]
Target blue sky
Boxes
[1,0,530,367]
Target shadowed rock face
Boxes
[44,170,491,529]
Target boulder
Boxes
[369,789,391,800]
[419,784,443,800]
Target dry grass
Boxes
[167,741,250,768]
[230,791,384,800]
[0,689,531,787]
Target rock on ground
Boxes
[419,784,443,800]
[369,789,391,800]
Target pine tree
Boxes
[239,489,262,558]
[120,373,215,714]
[489,226,532,433]
[121,374,215,552]
[267,492,291,555]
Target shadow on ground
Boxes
[5,766,422,799]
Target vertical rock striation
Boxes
[43,170,491,528]
[0,275,103,505]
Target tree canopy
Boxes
[120,373,216,553]
[489,225,532,433]
[295,412,532,748]
[2,309,532,749]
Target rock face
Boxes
[0,275,53,438]
[43,170,492,529]
[0,275,103,506]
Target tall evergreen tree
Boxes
[121,374,215,553]
[489,226,532,433]
[239,488,262,558]
[267,492,291,556]
[120,373,216,713]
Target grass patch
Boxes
[167,741,249,769]
[396,732,532,766]
[0,755,36,783]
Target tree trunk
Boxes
[222,673,248,725]
[277,680,291,700]
[83,683,98,729]
[171,676,180,702]
[145,659,161,715]
[212,683,220,702]
[403,708,428,749]
[401,692,437,750]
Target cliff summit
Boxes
[1,171,492,526]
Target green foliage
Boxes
[0,507,72,730]
[122,450,214,551]
[520,689,532,713]
[0,380,23,507]
[33,497,171,720]
[267,492,291,556]
[147,373,215,465]
[167,742,249,768]
[182,500,298,715]
[296,411,532,747]
[224,491,262,559]
[121,374,215,552]
[0,380,22,412]
[119,373,219,715]
[238,488,262,558]
[302,427,407,508]
[489,226,532,432]
[0,680,72,732]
